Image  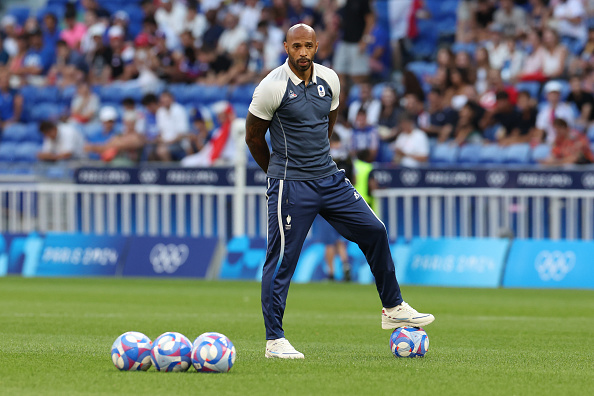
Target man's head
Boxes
[495,91,511,112]
[398,113,415,134]
[160,91,174,108]
[553,117,569,138]
[43,13,57,31]
[29,29,43,49]
[500,0,513,12]
[427,88,443,110]
[359,82,372,101]
[570,75,582,94]
[544,80,562,105]
[284,24,318,75]
[39,120,58,140]
[99,106,118,132]
[141,93,159,113]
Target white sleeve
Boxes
[535,109,547,130]
[327,71,340,111]
[414,131,430,157]
[176,105,190,133]
[57,125,77,155]
[248,79,285,121]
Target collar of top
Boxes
[283,59,318,85]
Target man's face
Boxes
[554,124,568,138]
[46,127,58,140]
[160,94,173,108]
[360,84,371,101]
[284,27,318,74]
[547,91,560,105]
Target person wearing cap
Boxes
[535,80,576,144]
[1,15,19,57]
[70,81,100,124]
[155,91,190,161]
[112,10,132,41]
[38,120,85,162]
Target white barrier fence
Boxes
[0,183,268,239]
[374,188,594,241]
[2,183,594,241]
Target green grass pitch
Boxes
[0,277,592,395]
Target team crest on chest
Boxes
[317,85,325,97]
[289,90,297,98]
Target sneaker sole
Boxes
[265,351,305,359]
[381,315,435,329]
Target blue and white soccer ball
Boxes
[111,331,152,371]
[191,332,236,373]
[390,327,429,358]
[150,332,193,372]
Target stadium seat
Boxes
[531,144,551,163]
[458,143,482,164]
[25,123,43,144]
[479,144,506,164]
[36,5,65,20]
[452,42,477,54]
[231,102,250,119]
[14,143,41,163]
[504,143,531,164]
[436,17,457,36]
[406,62,437,83]
[376,141,395,163]
[98,85,123,103]
[515,81,541,99]
[0,142,18,162]
[7,6,30,26]
[347,84,360,105]
[81,122,104,141]
[29,103,63,122]
[430,143,459,164]
[168,84,187,103]
[188,84,229,105]
[1,123,28,143]
[229,84,257,105]
[587,125,594,142]
[59,85,77,106]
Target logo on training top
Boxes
[354,191,360,200]
[289,90,297,98]
[534,250,575,281]
[318,85,325,97]
[285,214,291,230]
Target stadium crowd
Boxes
[1,0,594,167]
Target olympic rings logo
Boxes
[149,243,190,274]
[534,250,575,282]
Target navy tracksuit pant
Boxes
[262,170,403,340]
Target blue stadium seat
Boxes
[479,144,506,164]
[504,143,531,164]
[30,103,63,122]
[232,102,250,119]
[25,123,43,144]
[14,143,41,163]
[348,84,360,105]
[439,0,459,17]
[372,82,391,99]
[81,122,104,141]
[0,142,18,162]
[168,84,187,103]
[436,17,457,35]
[36,5,65,20]
[406,62,437,82]
[98,85,123,103]
[410,40,437,61]
[190,84,229,105]
[531,144,551,163]
[34,86,60,104]
[430,143,459,164]
[376,141,394,163]
[59,85,77,106]
[229,84,257,105]
[120,86,145,102]
[458,143,482,164]
[452,42,477,54]
[2,123,28,143]
[515,81,541,99]
[587,124,594,142]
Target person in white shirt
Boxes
[536,80,576,144]
[393,113,429,168]
[238,0,263,34]
[38,121,85,161]
[347,82,381,126]
[485,24,510,70]
[553,0,587,47]
[493,0,527,37]
[155,91,190,161]
[217,13,248,55]
[182,0,207,45]
[155,0,187,36]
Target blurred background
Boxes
[0,0,591,289]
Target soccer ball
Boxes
[150,332,193,372]
[111,331,152,371]
[191,332,236,373]
[389,327,429,358]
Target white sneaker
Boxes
[265,338,305,359]
[381,302,435,329]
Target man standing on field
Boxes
[245,24,434,359]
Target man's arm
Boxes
[245,111,271,173]
[328,108,338,139]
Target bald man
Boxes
[246,24,434,359]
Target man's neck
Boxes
[289,62,313,85]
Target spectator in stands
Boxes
[519,29,546,82]
[182,0,207,45]
[60,6,87,50]
[188,108,211,155]
[479,68,518,110]
[367,20,391,82]
[152,31,176,82]
[535,80,576,144]
[333,0,374,88]
[455,51,476,85]
[155,91,190,161]
[0,40,8,66]
[402,92,426,125]
[254,19,284,72]
[38,120,85,161]
[419,88,457,141]
[1,15,18,58]
[567,75,594,129]
[350,109,379,163]
[41,13,61,51]
[128,33,161,92]
[25,29,53,78]
[218,13,248,55]
[238,0,263,34]
[70,81,100,124]
[287,0,318,28]
[480,91,524,145]
[445,67,477,111]
[540,118,594,165]
[219,42,260,86]
[540,28,568,79]
[393,113,430,168]
[475,46,492,95]
[48,39,87,87]
[473,0,496,42]
[112,11,133,42]
[348,82,381,126]
[500,37,526,83]
[451,101,483,145]
[435,47,455,70]
[85,107,145,164]
[79,10,101,54]
[81,0,110,21]
[197,45,232,84]
[552,0,587,52]
[202,9,225,49]
[378,86,402,130]
[156,0,188,37]
[526,0,550,30]
[456,0,474,43]
[137,93,160,161]
[106,26,134,82]
[314,30,334,68]
[516,90,538,144]
[493,0,527,37]
[7,33,44,86]
[85,106,120,155]
[87,24,110,85]
[0,70,22,130]
[485,24,510,70]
